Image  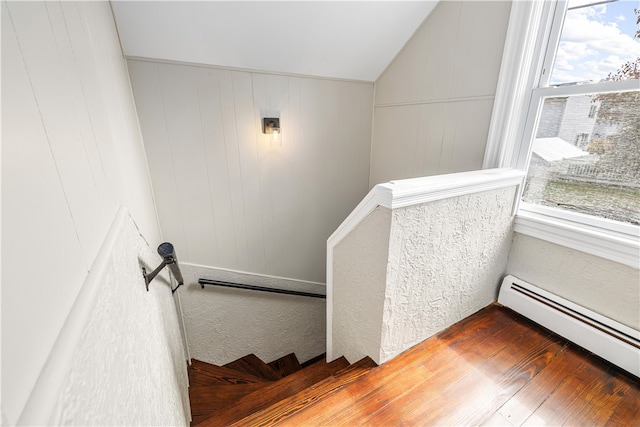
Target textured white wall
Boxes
[370,1,512,186]
[380,186,516,362]
[127,59,373,284]
[180,264,326,365]
[332,207,391,364]
[54,214,189,426]
[1,2,161,424]
[330,186,517,365]
[508,233,640,331]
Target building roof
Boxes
[532,137,591,163]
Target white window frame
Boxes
[484,0,640,270]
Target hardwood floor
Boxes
[279,305,640,426]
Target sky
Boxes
[551,0,640,84]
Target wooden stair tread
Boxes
[268,353,302,377]
[189,359,268,386]
[273,305,520,425]
[196,356,350,426]
[230,356,378,426]
[300,353,326,368]
[189,382,266,425]
[223,353,282,381]
[187,306,640,426]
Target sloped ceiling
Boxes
[111,1,439,82]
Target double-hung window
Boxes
[487,0,639,268]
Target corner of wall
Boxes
[332,206,392,364]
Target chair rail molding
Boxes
[17,208,129,425]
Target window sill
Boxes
[514,203,640,269]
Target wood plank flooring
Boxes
[279,305,640,426]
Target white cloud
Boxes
[551,3,640,84]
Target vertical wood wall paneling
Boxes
[82,0,161,244]
[298,78,324,281]
[195,67,238,269]
[158,64,219,265]
[3,2,160,423]
[2,5,87,421]
[10,2,108,265]
[128,61,189,258]
[370,105,421,184]
[49,2,114,215]
[286,77,306,280]
[251,72,293,277]
[232,71,267,274]
[370,1,512,187]
[416,103,446,176]
[217,69,251,271]
[128,60,374,283]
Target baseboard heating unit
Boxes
[498,275,639,378]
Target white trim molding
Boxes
[17,207,129,426]
[484,0,640,271]
[483,0,552,169]
[326,168,525,359]
[515,204,640,270]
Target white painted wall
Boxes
[331,183,518,364]
[52,212,189,426]
[179,264,326,366]
[507,233,640,331]
[332,207,391,364]
[1,1,172,424]
[370,0,512,186]
[127,59,374,284]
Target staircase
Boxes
[188,353,377,426]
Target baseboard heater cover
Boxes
[498,275,639,378]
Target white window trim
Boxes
[484,0,640,269]
[515,204,639,269]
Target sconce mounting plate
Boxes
[263,117,280,134]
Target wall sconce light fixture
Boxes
[262,117,281,147]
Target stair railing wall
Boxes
[327,168,525,364]
[16,208,190,426]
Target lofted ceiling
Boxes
[110,1,439,82]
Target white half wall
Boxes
[127,59,373,284]
[331,183,518,364]
[2,1,162,424]
[507,233,640,331]
[178,264,326,365]
[380,186,516,362]
[370,0,512,186]
[332,207,391,365]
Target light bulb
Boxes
[270,128,281,147]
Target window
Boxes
[485,0,639,268]
[574,132,589,147]
[520,0,639,226]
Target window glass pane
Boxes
[550,0,639,85]
[522,90,640,225]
